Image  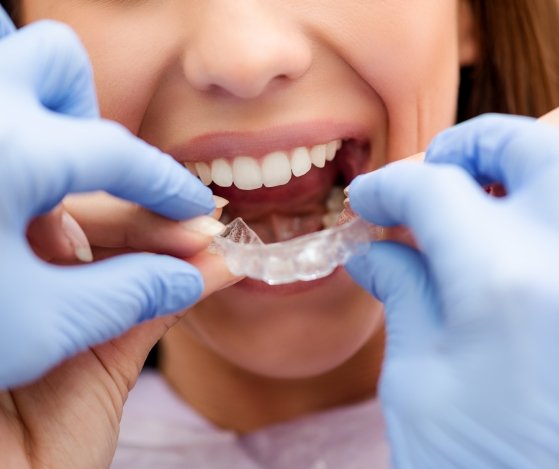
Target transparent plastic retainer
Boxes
[210,209,384,285]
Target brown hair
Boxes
[459,0,559,121]
[2,0,559,121]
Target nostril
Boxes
[184,54,286,99]
[182,18,312,99]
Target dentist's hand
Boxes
[0,16,217,388]
[347,114,559,469]
[0,13,240,469]
[0,5,15,37]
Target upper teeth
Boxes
[184,139,342,190]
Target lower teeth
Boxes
[322,186,345,228]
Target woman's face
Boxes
[22,0,475,378]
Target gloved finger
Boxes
[0,20,98,118]
[348,161,488,259]
[93,249,244,383]
[426,114,559,192]
[49,253,205,354]
[27,205,92,263]
[0,6,15,39]
[88,249,243,297]
[5,113,214,226]
[87,246,244,297]
[346,242,438,356]
[0,21,214,225]
[63,193,223,259]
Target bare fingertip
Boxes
[182,216,226,237]
[213,195,229,209]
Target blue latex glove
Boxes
[0,16,215,388]
[347,114,559,469]
[0,5,15,38]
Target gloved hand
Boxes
[0,14,216,388]
[0,4,15,38]
[347,114,559,469]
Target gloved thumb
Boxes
[0,19,98,118]
[49,253,204,355]
[346,242,438,356]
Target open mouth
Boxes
[178,131,370,244]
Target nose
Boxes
[183,2,312,99]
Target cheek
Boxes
[81,28,179,131]
[87,46,156,129]
[23,3,185,133]
[331,3,461,161]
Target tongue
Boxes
[213,162,338,242]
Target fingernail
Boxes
[182,216,226,236]
[213,195,229,209]
[343,197,350,208]
[211,196,229,220]
[343,187,349,197]
[61,211,93,263]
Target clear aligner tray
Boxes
[210,210,384,285]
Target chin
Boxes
[188,272,384,379]
[172,119,379,378]
[234,328,379,380]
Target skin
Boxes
[1,1,477,467]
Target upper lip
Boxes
[168,121,369,163]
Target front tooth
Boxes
[233,156,263,190]
[325,140,339,161]
[195,162,212,185]
[291,147,312,177]
[211,158,233,187]
[262,151,292,188]
[310,144,327,168]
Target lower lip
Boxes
[231,266,344,295]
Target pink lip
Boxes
[168,121,369,163]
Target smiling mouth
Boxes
[176,131,370,244]
[187,139,342,189]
